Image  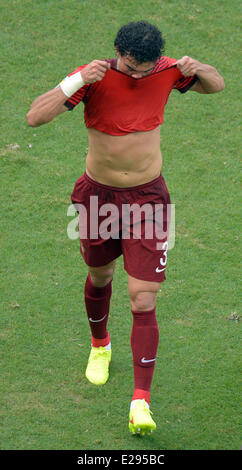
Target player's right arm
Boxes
[26,60,110,127]
[26,87,68,127]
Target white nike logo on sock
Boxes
[89,314,107,323]
[141,357,156,363]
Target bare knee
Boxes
[128,276,160,311]
[88,261,116,287]
[130,291,157,311]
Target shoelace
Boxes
[136,400,153,416]
[91,348,109,360]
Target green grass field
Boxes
[1,0,241,450]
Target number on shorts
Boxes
[160,241,168,266]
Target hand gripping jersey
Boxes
[64,57,197,136]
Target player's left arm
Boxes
[175,56,225,94]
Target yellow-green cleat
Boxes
[85,346,111,385]
[129,399,156,436]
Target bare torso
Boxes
[86,126,162,187]
[26,56,223,190]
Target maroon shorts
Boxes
[71,172,171,282]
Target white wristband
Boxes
[60,71,85,97]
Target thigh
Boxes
[122,220,169,283]
[79,236,122,268]
[71,173,122,267]
[121,174,171,283]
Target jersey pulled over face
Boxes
[116,54,156,79]
[64,57,197,136]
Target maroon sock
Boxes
[84,273,112,346]
[131,308,159,404]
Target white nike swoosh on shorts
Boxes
[89,314,107,323]
[141,357,156,364]
[155,267,166,273]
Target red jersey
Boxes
[64,57,197,136]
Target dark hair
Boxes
[114,21,165,64]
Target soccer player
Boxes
[26,21,225,435]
